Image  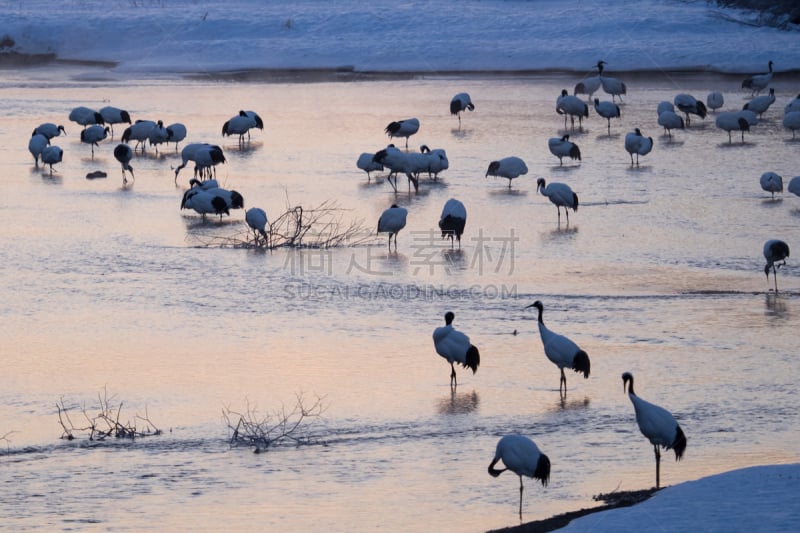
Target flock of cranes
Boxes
[23,59,795,519]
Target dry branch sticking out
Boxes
[223,393,326,452]
[56,388,161,441]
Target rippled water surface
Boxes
[1,66,799,532]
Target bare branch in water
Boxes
[56,387,161,441]
[223,393,327,452]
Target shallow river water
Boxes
[1,65,798,532]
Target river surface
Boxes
[1,65,799,532]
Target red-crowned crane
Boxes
[526,300,590,396]
[488,434,550,520]
[99,106,132,137]
[384,117,419,148]
[174,143,226,184]
[450,93,474,126]
[574,61,603,99]
[536,178,578,223]
[485,156,528,189]
[706,91,724,112]
[674,94,707,126]
[68,106,104,128]
[245,207,269,247]
[657,110,685,138]
[594,98,620,132]
[32,123,66,140]
[547,135,581,166]
[789,176,800,197]
[760,172,783,200]
[29,133,49,167]
[377,204,408,250]
[438,198,466,248]
[624,128,653,166]
[598,61,627,102]
[432,311,480,387]
[743,88,775,118]
[41,145,63,174]
[373,145,417,192]
[716,111,751,143]
[113,143,134,184]
[165,123,187,151]
[80,125,109,158]
[742,60,773,97]
[556,89,589,131]
[764,239,790,292]
[622,372,687,489]
[784,111,800,139]
[357,152,384,181]
[121,120,157,152]
[222,110,261,144]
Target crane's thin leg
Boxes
[560,368,567,396]
[654,445,661,489]
[518,475,524,520]
[450,363,457,388]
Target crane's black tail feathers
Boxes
[463,345,480,374]
[535,453,551,487]
[572,350,590,378]
[672,425,687,461]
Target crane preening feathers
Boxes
[488,434,550,519]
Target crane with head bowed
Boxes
[488,434,550,519]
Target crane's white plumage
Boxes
[99,106,131,137]
[148,120,170,152]
[222,110,262,143]
[763,239,790,292]
[624,128,653,166]
[419,144,449,179]
[706,91,724,111]
[527,301,590,395]
[69,106,104,128]
[741,60,773,97]
[245,207,269,246]
[743,88,775,118]
[593,98,620,132]
[357,152,384,181]
[377,204,408,250]
[674,94,707,126]
[547,134,581,166]
[782,111,800,139]
[181,187,230,218]
[622,372,687,489]
[760,172,782,199]
[384,118,419,148]
[488,434,550,520]
[656,101,674,116]
[28,133,49,167]
[556,89,589,131]
[113,143,134,184]
[716,111,751,143]
[574,61,603,99]
[438,198,467,248]
[450,92,474,125]
[784,94,800,115]
[598,61,627,102]
[121,119,157,152]
[537,178,578,223]
[165,122,187,151]
[80,125,109,157]
[657,110,685,137]
[789,176,800,197]
[432,311,480,387]
[41,145,63,173]
[373,145,417,192]
[32,123,66,140]
[174,143,226,183]
[485,156,528,188]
